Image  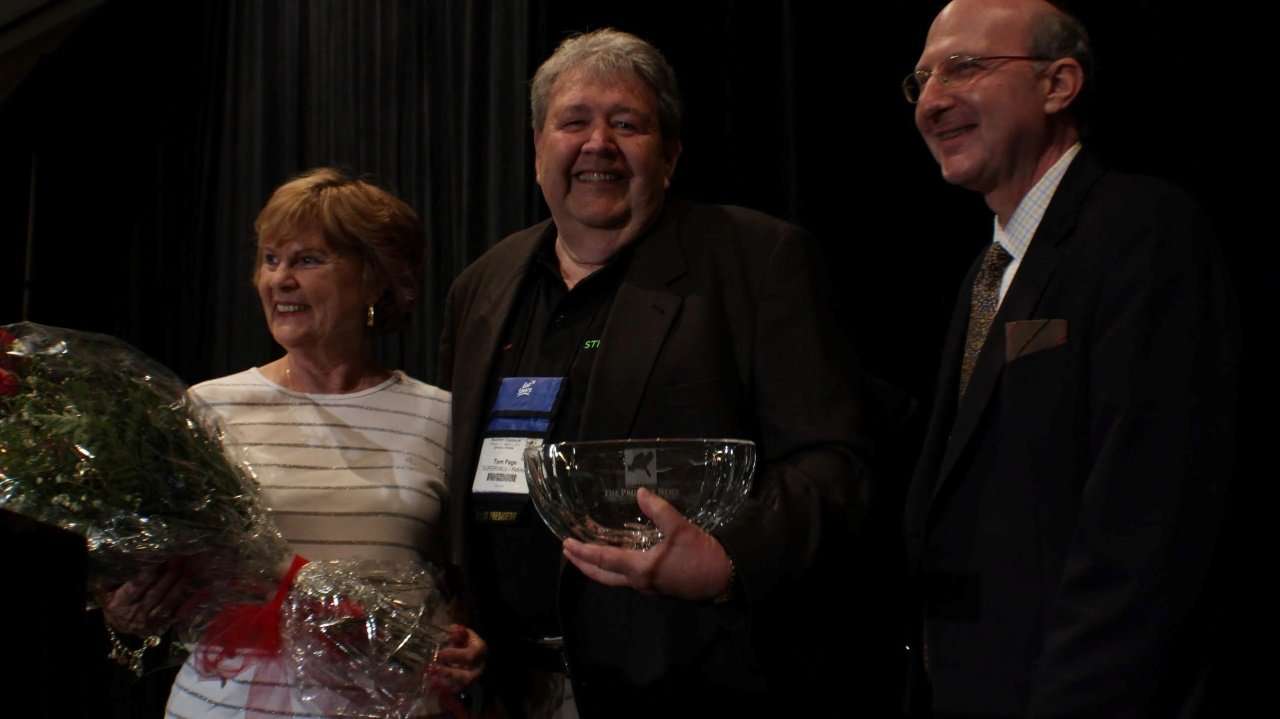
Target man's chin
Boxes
[939,162,984,191]
[559,206,634,234]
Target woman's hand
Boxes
[427,624,487,691]
[101,561,188,636]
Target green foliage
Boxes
[0,323,286,589]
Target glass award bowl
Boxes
[523,438,755,550]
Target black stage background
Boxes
[0,1,1266,716]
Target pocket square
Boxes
[1005,319,1068,362]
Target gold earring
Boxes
[366,305,375,327]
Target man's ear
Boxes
[1042,57,1084,116]
[533,129,544,185]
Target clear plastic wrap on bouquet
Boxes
[285,560,453,715]
[0,323,456,715]
[192,557,456,717]
[0,321,289,636]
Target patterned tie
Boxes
[958,242,1013,400]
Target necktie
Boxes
[958,242,1013,400]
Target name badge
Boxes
[472,436,542,495]
[471,377,563,500]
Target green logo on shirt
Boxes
[583,339,601,350]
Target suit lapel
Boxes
[579,205,688,439]
[452,224,549,484]
[930,151,1106,507]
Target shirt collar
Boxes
[993,142,1082,260]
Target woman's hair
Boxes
[254,168,424,332]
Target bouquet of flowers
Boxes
[0,323,456,717]
[0,323,287,613]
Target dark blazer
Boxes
[439,201,871,714]
[904,151,1240,718]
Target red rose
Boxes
[0,328,15,371]
[0,367,17,397]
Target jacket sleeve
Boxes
[713,221,876,603]
[1027,189,1240,717]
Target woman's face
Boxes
[256,229,370,358]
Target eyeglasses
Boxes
[902,55,1052,104]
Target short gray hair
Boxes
[1029,5,1093,131]
[530,28,682,143]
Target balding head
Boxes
[912,0,1087,220]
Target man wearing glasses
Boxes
[902,0,1239,716]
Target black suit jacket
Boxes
[439,201,871,714]
[904,151,1240,718]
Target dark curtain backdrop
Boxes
[0,1,1266,716]
[2,0,537,388]
[4,0,1261,413]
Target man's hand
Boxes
[562,487,733,601]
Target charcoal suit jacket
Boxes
[440,200,872,714]
[904,150,1240,718]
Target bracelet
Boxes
[106,625,161,677]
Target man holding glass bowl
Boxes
[439,28,874,718]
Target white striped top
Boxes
[166,368,452,718]
[193,368,450,564]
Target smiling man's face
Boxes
[534,68,680,243]
[913,0,1050,197]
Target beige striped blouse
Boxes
[165,368,452,718]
